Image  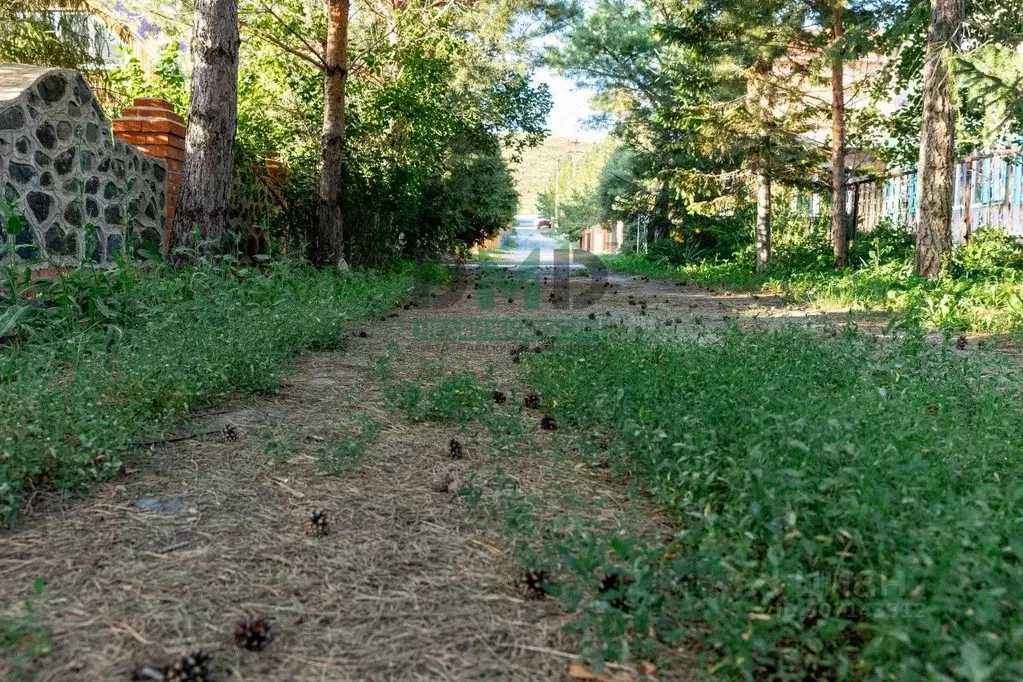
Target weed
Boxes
[389,372,493,422]
[1,578,52,681]
[0,255,418,525]
[523,325,1023,679]
[259,421,298,466]
[317,416,381,476]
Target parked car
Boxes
[536,218,552,229]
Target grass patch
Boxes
[523,324,1023,679]
[0,257,421,526]
[1,578,52,681]
[317,415,382,476]
[603,227,1023,331]
[387,371,495,422]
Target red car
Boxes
[536,218,552,229]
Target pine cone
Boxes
[516,568,549,601]
[492,390,507,404]
[956,335,968,350]
[449,438,464,460]
[222,423,239,442]
[523,392,541,409]
[304,510,329,537]
[164,651,211,682]
[599,572,634,612]
[540,414,558,431]
[235,617,273,651]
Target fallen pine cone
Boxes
[235,617,273,651]
[540,414,558,431]
[431,471,455,493]
[492,390,507,404]
[516,568,550,601]
[449,438,464,460]
[221,423,240,442]
[132,651,212,682]
[523,392,541,409]
[304,510,329,537]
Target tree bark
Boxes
[915,0,963,278]
[830,1,848,269]
[756,168,771,270]
[173,0,239,254]
[316,0,350,269]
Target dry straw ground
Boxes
[0,267,826,681]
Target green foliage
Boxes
[645,238,708,267]
[0,1,109,72]
[0,256,417,526]
[317,416,382,476]
[389,371,494,422]
[108,43,190,116]
[259,420,299,466]
[509,137,596,215]
[525,324,1023,679]
[604,212,1023,332]
[1,578,51,681]
[948,227,1023,280]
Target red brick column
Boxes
[112,98,186,247]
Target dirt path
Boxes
[0,261,831,681]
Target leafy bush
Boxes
[948,226,1023,280]
[527,325,1023,680]
[646,238,708,267]
[848,220,915,268]
[0,256,417,526]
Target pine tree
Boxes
[173,0,240,255]
[915,0,963,278]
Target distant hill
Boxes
[507,137,596,215]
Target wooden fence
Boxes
[846,148,1023,241]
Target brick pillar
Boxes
[112,98,186,248]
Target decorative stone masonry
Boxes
[0,64,167,266]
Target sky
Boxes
[532,67,608,143]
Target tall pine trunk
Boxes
[316,0,350,269]
[915,0,963,278]
[173,0,239,253]
[756,168,771,270]
[830,1,848,269]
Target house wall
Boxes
[578,221,624,255]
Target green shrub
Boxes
[646,238,708,267]
[526,326,1023,680]
[948,227,1023,280]
[0,257,416,526]
[848,220,915,268]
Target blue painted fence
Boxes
[846,148,1023,241]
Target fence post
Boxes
[111,98,186,249]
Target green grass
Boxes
[607,255,1023,332]
[0,257,429,526]
[1,578,51,681]
[602,253,768,290]
[523,324,1023,680]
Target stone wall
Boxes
[0,64,166,266]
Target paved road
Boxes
[492,225,584,268]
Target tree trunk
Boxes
[830,1,848,269]
[316,0,350,269]
[172,0,239,254]
[915,0,963,278]
[756,168,771,270]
